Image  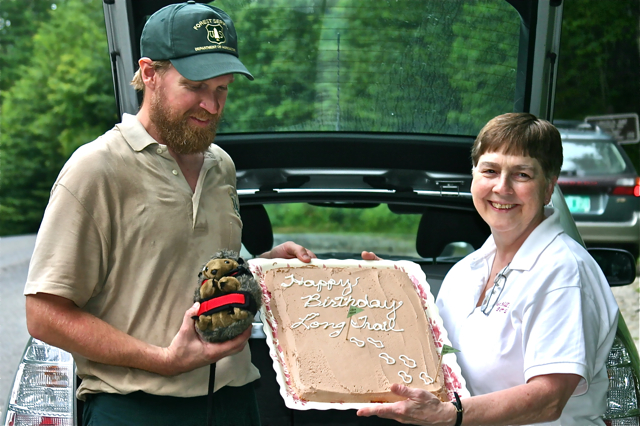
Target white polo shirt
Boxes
[436,208,618,426]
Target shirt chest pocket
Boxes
[195,185,242,253]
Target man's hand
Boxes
[357,384,456,426]
[26,293,250,377]
[259,241,317,263]
[361,251,382,260]
[161,303,251,376]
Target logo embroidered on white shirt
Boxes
[495,301,510,313]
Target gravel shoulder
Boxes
[611,278,640,351]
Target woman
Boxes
[358,113,619,425]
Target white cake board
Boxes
[248,258,470,411]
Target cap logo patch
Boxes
[193,18,236,53]
[206,23,226,44]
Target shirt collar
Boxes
[115,113,221,163]
[116,113,158,152]
[467,235,497,270]
[467,207,563,272]
[509,207,563,271]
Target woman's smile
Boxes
[472,151,555,247]
[489,201,517,210]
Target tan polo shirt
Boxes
[24,113,259,400]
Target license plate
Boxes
[564,195,591,213]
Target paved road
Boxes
[0,234,36,413]
[0,234,638,416]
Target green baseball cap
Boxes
[140,1,253,81]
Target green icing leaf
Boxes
[347,306,364,318]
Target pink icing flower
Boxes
[443,364,461,396]
[429,318,443,348]
[410,275,420,287]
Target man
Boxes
[24,3,313,425]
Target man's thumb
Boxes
[187,302,200,319]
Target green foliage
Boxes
[328,0,518,134]
[334,0,462,133]
[555,0,640,171]
[215,0,324,132]
[264,203,421,257]
[0,0,57,93]
[0,0,118,235]
[556,0,640,119]
[216,0,522,135]
[265,203,419,234]
[446,1,520,131]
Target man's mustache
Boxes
[188,111,219,122]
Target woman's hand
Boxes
[357,384,457,426]
[359,374,582,426]
[259,241,317,263]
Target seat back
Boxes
[416,207,491,259]
[241,205,274,257]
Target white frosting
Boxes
[420,372,435,385]
[398,371,413,383]
[290,312,346,338]
[399,355,417,368]
[379,353,396,364]
[300,293,405,333]
[367,337,385,348]
[290,273,405,336]
[349,337,365,347]
[281,274,359,296]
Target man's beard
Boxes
[149,87,221,155]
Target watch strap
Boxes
[451,391,463,426]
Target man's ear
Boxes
[138,58,159,91]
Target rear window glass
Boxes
[213,0,522,137]
[238,203,476,260]
[561,140,627,176]
[264,203,420,258]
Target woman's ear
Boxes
[545,176,558,205]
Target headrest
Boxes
[241,204,274,256]
[416,207,490,259]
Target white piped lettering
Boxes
[290,312,346,338]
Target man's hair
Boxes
[471,112,563,180]
[130,60,172,92]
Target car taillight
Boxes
[3,339,74,426]
[604,336,640,425]
[612,177,640,197]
